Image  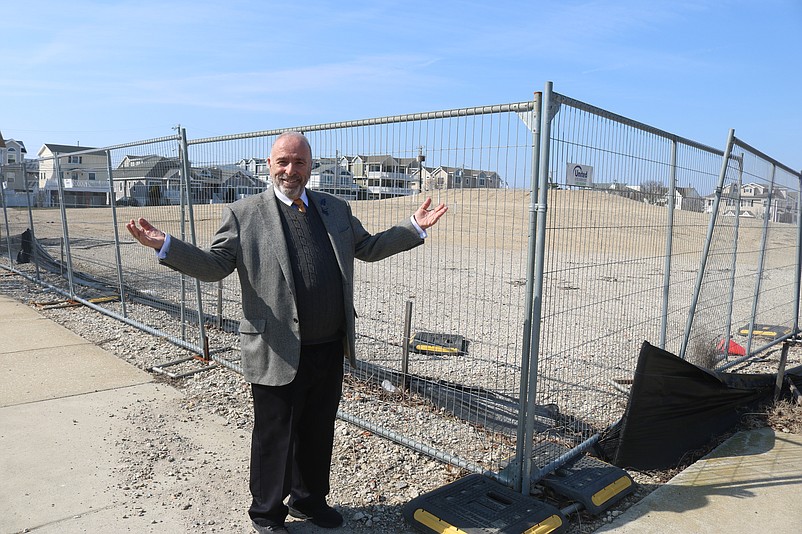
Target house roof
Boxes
[433,165,500,177]
[592,182,634,191]
[113,156,181,180]
[312,163,353,176]
[0,135,27,153]
[355,154,398,164]
[676,187,700,197]
[39,143,103,157]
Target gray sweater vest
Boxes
[278,198,345,345]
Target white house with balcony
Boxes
[343,155,415,199]
[37,144,110,207]
[704,182,798,223]
[236,157,269,182]
[309,163,360,199]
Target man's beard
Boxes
[272,173,306,199]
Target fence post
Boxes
[745,162,777,357]
[23,172,41,280]
[660,140,678,348]
[680,129,736,360]
[106,150,128,317]
[522,81,554,490]
[515,90,542,493]
[178,127,209,358]
[0,175,12,265]
[53,153,76,297]
[721,155,744,363]
[178,133,188,340]
[795,171,802,333]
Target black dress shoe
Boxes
[252,521,290,534]
[288,503,344,528]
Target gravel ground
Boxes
[2,270,801,534]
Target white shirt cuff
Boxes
[410,216,427,239]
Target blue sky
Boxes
[2,0,801,170]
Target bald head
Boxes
[271,132,312,160]
[268,132,313,200]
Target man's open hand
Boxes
[413,198,448,230]
[126,218,166,250]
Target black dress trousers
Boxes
[248,338,344,526]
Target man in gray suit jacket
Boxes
[127,132,447,534]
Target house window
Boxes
[7,147,17,163]
[88,172,96,180]
[72,172,79,180]
[69,155,82,164]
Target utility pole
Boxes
[417,145,425,192]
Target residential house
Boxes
[675,186,704,212]
[424,166,503,190]
[113,155,267,205]
[236,157,269,182]
[113,155,182,206]
[590,182,644,202]
[309,162,360,199]
[0,133,26,167]
[705,182,798,223]
[37,144,110,207]
[190,165,265,204]
[217,168,267,203]
[0,133,39,206]
[345,155,415,199]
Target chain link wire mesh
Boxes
[2,86,800,489]
[179,104,540,474]
[686,138,801,370]
[525,87,801,475]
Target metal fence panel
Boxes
[179,103,540,474]
[689,139,802,369]
[2,86,801,491]
[523,84,786,477]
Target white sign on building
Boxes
[566,163,593,187]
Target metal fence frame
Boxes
[2,82,800,497]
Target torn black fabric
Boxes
[607,341,776,470]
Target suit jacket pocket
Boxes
[239,318,266,334]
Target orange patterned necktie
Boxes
[292,198,306,213]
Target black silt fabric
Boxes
[279,200,345,345]
[597,341,793,470]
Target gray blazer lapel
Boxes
[258,188,296,297]
[309,190,349,277]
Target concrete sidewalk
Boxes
[0,293,332,534]
[595,427,802,533]
[2,292,802,534]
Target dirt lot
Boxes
[2,188,801,532]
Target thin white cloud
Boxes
[110,55,447,111]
